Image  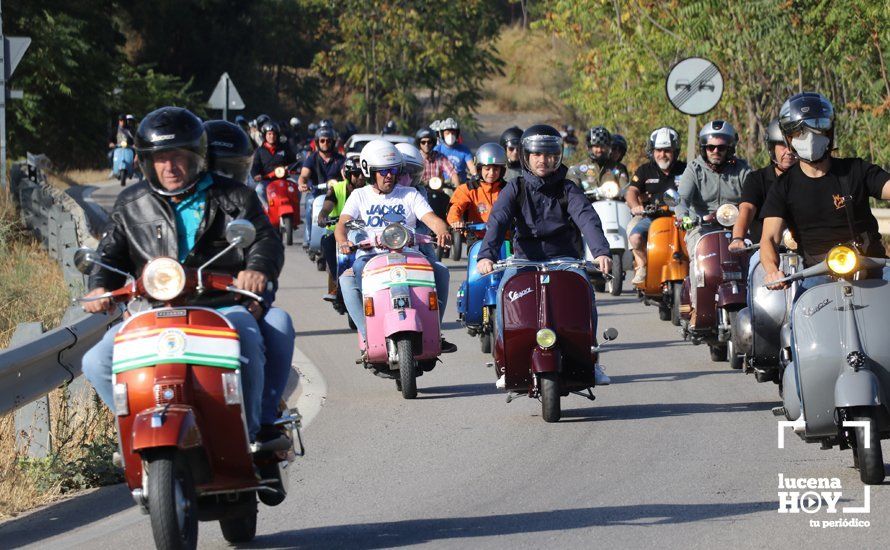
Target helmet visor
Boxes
[782,117,833,138]
[140,148,206,196]
[521,134,562,155]
[212,156,252,184]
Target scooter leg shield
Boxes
[782,362,802,421]
[131,405,203,451]
[383,309,423,338]
[835,369,883,408]
[531,346,561,374]
[735,307,753,356]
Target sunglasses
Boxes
[705,144,729,152]
[506,146,518,151]
[376,167,401,177]
[419,139,433,145]
[318,138,333,144]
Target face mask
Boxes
[791,130,830,162]
[656,158,672,171]
[444,134,456,146]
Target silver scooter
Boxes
[771,244,889,484]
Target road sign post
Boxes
[665,57,724,164]
[207,72,245,121]
[1,0,31,191]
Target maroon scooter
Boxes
[491,258,618,422]
[679,204,749,367]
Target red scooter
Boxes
[74,220,302,549]
[265,163,301,246]
[491,258,618,422]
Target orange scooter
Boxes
[634,189,689,325]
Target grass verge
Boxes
[0,188,120,520]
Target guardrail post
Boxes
[11,322,51,459]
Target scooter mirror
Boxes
[73,247,98,274]
[602,327,619,341]
[662,188,679,207]
[225,219,256,248]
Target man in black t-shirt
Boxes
[729,118,797,250]
[626,126,686,284]
[761,92,890,289]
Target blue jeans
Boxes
[259,307,295,425]
[303,193,316,244]
[255,180,269,207]
[82,305,266,440]
[339,250,450,339]
[495,256,597,340]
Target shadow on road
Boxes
[603,340,690,352]
[298,327,355,338]
[609,369,737,384]
[560,401,780,423]
[0,484,132,547]
[245,500,774,548]
[417,383,500,399]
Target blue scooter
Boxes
[456,223,512,353]
[112,138,135,186]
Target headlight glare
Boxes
[826,245,858,275]
[536,328,557,349]
[600,181,620,199]
[715,203,739,227]
[142,257,186,301]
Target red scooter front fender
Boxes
[531,346,561,374]
[131,405,203,452]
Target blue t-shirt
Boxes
[434,142,474,181]
[170,174,214,261]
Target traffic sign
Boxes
[665,57,723,116]
[4,36,30,80]
[208,72,245,111]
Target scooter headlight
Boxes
[142,257,186,302]
[536,328,557,349]
[715,203,739,227]
[782,229,798,251]
[274,166,286,179]
[600,181,620,200]
[826,245,858,276]
[428,177,443,190]
[381,223,410,250]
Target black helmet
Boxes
[382,120,398,135]
[343,156,362,177]
[307,122,319,134]
[205,120,252,183]
[778,92,834,161]
[315,125,337,141]
[587,126,612,148]
[255,114,271,128]
[135,106,207,197]
[319,118,334,128]
[260,121,280,135]
[611,134,627,160]
[415,127,437,147]
[519,124,563,172]
[499,126,523,149]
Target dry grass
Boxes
[0,189,117,520]
[479,25,577,116]
[49,169,110,188]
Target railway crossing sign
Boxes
[665,57,724,116]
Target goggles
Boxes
[376,167,401,177]
[781,117,833,138]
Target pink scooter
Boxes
[351,218,442,399]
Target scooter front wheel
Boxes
[609,252,623,296]
[282,217,294,246]
[852,409,885,484]
[450,229,463,261]
[396,337,417,399]
[146,450,198,550]
[540,373,561,423]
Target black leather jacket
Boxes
[89,174,284,307]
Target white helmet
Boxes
[359,139,403,178]
[289,117,300,128]
[395,143,423,174]
[647,126,680,157]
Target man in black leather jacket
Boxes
[81,107,284,442]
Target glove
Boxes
[681,216,694,230]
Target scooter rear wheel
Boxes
[727,310,744,370]
[853,409,885,484]
[540,373,561,423]
[219,493,257,543]
[709,343,727,362]
[146,450,198,550]
[480,331,492,354]
[396,337,417,399]
[658,305,671,321]
[670,283,682,326]
[283,217,294,246]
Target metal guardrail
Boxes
[2,155,120,456]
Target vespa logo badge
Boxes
[508,287,534,302]
[802,298,832,317]
[157,329,187,357]
[150,133,175,142]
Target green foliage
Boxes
[314,1,505,133]
[539,0,890,169]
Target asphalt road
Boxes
[1,179,886,549]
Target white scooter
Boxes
[574,167,632,296]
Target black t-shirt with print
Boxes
[760,157,890,260]
[629,160,687,202]
[740,165,780,242]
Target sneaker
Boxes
[440,338,457,353]
[632,266,647,285]
[594,364,611,385]
[495,374,506,389]
[322,293,337,302]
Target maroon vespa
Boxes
[679,204,750,367]
[492,258,618,422]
